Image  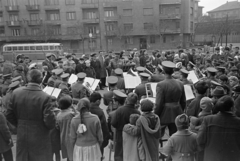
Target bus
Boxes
[2,43,63,61]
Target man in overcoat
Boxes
[6,69,56,161]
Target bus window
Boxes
[36,46,43,50]
[55,46,60,50]
[43,46,49,50]
[50,46,54,50]
[24,46,30,51]
[30,46,35,50]
[6,47,12,51]
[18,46,23,51]
[13,47,18,51]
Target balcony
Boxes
[26,5,40,11]
[5,5,19,12]
[160,28,181,34]
[103,2,117,8]
[81,3,99,9]
[159,13,181,19]
[28,20,42,26]
[104,16,118,22]
[7,21,21,27]
[105,30,117,36]
[160,0,181,5]
[82,18,99,24]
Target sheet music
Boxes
[51,88,62,98]
[83,77,100,91]
[184,85,195,101]
[124,74,141,89]
[68,74,78,84]
[43,86,61,98]
[187,70,199,84]
[43,86,54,95]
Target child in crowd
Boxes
[122,114,141,161]
[162,114,198,161]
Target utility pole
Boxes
[225,14,228,47]
[98,0,103,50]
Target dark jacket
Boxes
[85,66,96,78]
[111,104,140,161]
[6,83,56,161]
[150,74,165,83]
[197,112,240,161]
[155,77,186,124]
[75,63,85,74]
[186,95,204,117]
[42,59,55,72]
[135,81,148,100]
[91,60,101,79]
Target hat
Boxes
[29,63,37,69]
[12,76,22,82]
[139,73,150,78]
[16,54,24,60]
[212,86,225,97]
[85,60,90,64]
[233,85,240,94]
[115,68,123,75]
[77,72,86,79]
[113,90,127,99]
[207,67,217,73]
[54,69,63,76]
[8,81,20,89]
[3,74,11,79]
[231,66,238,71]
[180,69,189,75]
[162,61,176,68]
[66,54,72,59]
[200,97,213,112]
[136,66,145,72]
[46,53,52,57]
[175,114,189,130]
[219,75,228,82]
[90,53,97,57]
[79,57,84,61]
[217,66,225,73]
[107,76,118,85]
[16,65,24,71]
[60,73,70,79]
[140,99,154,112]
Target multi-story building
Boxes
[0,0,201,53]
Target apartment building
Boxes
[0,0,201,53]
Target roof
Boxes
[3,43,62,47]
[208,1,240,13]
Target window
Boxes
[190,21,194,31]
[163,35,166,43]
[50,46,54,50]
[107,38,113,45]
[9,14,19,21]
[36,46,43,50]
[18,46,23,51]
[105,10,114,17]
[30,13,39,21]
[24,46,30,50]
[150,35,155,44]
[0,27,4,36]
[46,11,60,20]
[13,46,17,51]
[6,47,12,51]
[84,11,97,19]
[176,21,180,29]
[66,0,75,5]
[45,0,59,5]
[143,8,153,16]
[144,23,153,30]
[89,39,97,48]
[171,35,175,42]
[31,28,39,35]
[0,12,3,23]
[82,0,98,4]
[106,24,114,31]
[8,0,17,6]
[124,23,133,31]
[66,12,76,20]
[87,26,97,34]
[159,5,163,14]
[125,37,133,44]
[67,27,76,34]
[123,9,132,16]
[175,7,180,14]
[12,29,20,36]
[52,26,61,35]
[30,46,35,50]
[190,7,194,15]
[28,0,38,5]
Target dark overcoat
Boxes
[6,83,56,161]
[91,60,101,79]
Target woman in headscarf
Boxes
[70,98,103,161]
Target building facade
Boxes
[0,0,200,53]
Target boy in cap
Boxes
[135,73,150,100]
[162,114,197,161]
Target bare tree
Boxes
[37,22,56,43]
[115,24,133,49]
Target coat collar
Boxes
[175,130,193,136]
[25,83,42,91]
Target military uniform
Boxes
[150,73,165,82]
[1,74,12,96]
[71,73,90,100]
[114,69,125,91]
[58,73,70,96]
[134,73,150,100]
[53,69,63,88]
[42,53,55,72]
[47,76,56,87]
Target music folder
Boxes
[145,83,158,103]
[184,85,195,101]
[123,71,141,89]
[187,70,199,84]
[43,86,62,98]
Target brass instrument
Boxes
[84,82,94,94]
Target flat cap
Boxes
[113,90,127,98]
[77,72,86,79]
[207,67,218,73]
[115,68,123,75]
[180,69,189,75]
[139,72,150,78]
[90,53,97,57]
[3,74,11,79]
[136,66,145,72]
[162,61,176,68]
[60,73,70,79]
[12,76,22,82]
[107,76,118,84]
[46,53,52,57]
[9,81,20,89]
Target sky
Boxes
[199,0,236,14]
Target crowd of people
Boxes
[0,45,240,161]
